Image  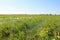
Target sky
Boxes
[0,0,60,14]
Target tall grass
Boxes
[0,15,60,40]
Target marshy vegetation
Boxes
[0,15,60,40]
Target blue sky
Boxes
[0,0,60,14]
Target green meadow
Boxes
[0,15,60,40]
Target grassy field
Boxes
[0,15,60,40]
